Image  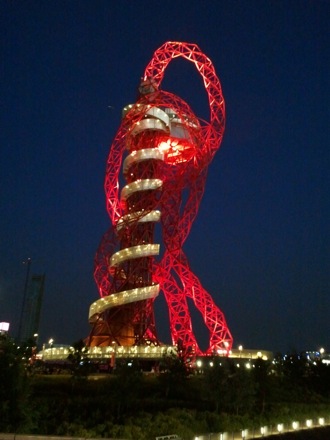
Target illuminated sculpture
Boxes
[88,42,232,356]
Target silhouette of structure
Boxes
[18,273,45,343]
[88,42,232,357]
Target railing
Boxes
[40,344,177,361]
[156,436,181,440]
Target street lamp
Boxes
[18,257,32,342]
[238,345,243,357]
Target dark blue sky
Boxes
[1,1,329,353]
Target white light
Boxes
[277,424,283,432]
[123,148,164,173]
[292,421,299,430]
[0,322,10,331]
[117,210,161,230]
[121,178,163,201]
[89,284,160,321]
[110,244,160,267]
[306,419,312,428]
[319,418,325,425]
[260,426,267,435]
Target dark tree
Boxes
[111,359,144,421]
[0,334,32,432]
[253,358,273,414]
[203,357,231,413]
[157,351,190,398]
[67,339,91,380]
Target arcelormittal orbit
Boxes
[87,41,233,357]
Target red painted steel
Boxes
[90,42,233,356]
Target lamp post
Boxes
[111,340,116,369]
[18,257,32,342]
[238,344,243,358]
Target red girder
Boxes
[90,41,233,357]
[144,41,225,167]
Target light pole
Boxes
[17,257,32,342]
[238,345,243,358]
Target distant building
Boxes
[0,322,10,335]
[18,274,45,343]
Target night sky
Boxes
[1,1,329,354]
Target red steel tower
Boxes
[88,42,233,356]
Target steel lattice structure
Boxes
[87,41,233,357]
